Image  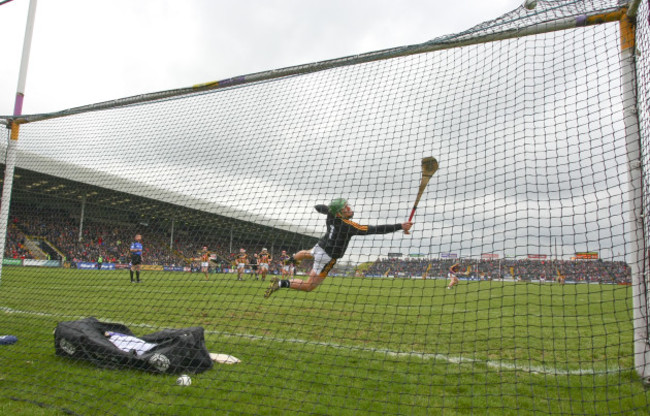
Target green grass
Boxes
[0,267,648,415]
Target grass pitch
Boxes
[0,267,648,415]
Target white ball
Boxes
[523,0,537,10]
[176,374,192,386]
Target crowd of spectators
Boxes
[4,206,306,273]
[4,222,34,260]
[2,205,632,282]
[10,208,180,267]
[365,257,631,283]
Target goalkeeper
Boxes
[265,198,412,297]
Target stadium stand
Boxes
[3,196,631,283]
[365,257,631,283]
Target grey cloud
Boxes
[4,1,636,263]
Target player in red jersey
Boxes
[447,262,461,289]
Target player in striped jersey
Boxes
[190,246,212,280]
[265,198,412,297]
[258,248,272,281]
[236,249,248,281]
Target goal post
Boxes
[0,0,38,284]
[618,4,650,382]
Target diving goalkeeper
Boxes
[264,198,412,297]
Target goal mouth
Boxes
[0,1,649,415]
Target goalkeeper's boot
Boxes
[264,277,281,298]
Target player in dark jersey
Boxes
[130,234,143,283]
[250,253,259,280]
[265,198,412,297]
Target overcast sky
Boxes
[0,0,519,116]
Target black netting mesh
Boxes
[1,1,649,414]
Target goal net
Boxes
[1,0,649,414]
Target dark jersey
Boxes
[315,204,402,259]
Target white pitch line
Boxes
[0,305,628,376]
[41,286,180,294]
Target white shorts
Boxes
[260,263,269,271]
[448,273,457,280]
[237,263,245,270]
[201,262,209,268]
[311,245,336,276]
[282,265,290,272]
